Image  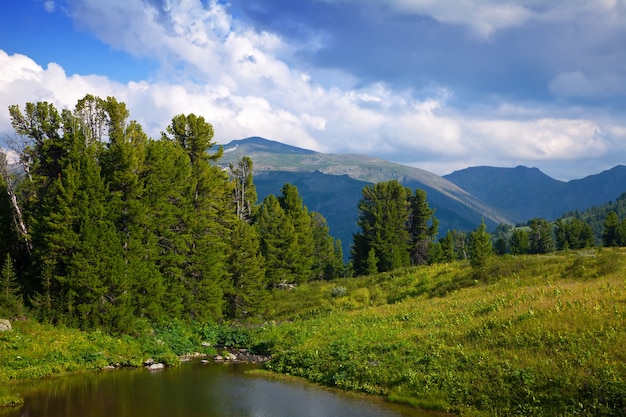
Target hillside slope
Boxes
[219,138,512,248]
[444,165,626,222]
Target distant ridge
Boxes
[218,137,626,254]
[444,165,626,222]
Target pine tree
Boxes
[225,221,267,320]
[603,212,620,247]
[309,211,344,280]
[529,218,554,254]
[0,253,24,318]
[439,230,457,262]
[99,100,164,324]
[468,219,492,277]
[256,194,299,285]
[510,229,530,255]
[143,139,193,319]
[163,114,230,321]
[278,184,315,283]
[408,189,438,265]
[365,248,378,275]
[351,180,411,274]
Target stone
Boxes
[0,319,11,331]
[147,363,165,370]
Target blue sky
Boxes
[1,0,625,180]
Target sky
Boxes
[1,0,625,180]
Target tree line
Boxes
[2,95,625,331]
[0,95,343,329]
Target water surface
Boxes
[8,362,440,417]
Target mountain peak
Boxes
[223,137,318,155]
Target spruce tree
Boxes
[225,220,267,319]
[510,229,530,255]
[408,189,438,265]
[0,253,24,318]
[603,212,620,247]
[351,180,411,274]
[529,218,554,254]
[256,194,299,285]
[468,219,492,277]
[163,114,230,321]
[278,184,315,282]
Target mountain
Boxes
[444,165,626,223]
[219,138,626,257]
[218,137,512,254]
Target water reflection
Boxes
[8,362,439,417]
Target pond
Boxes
[6,362,442,417]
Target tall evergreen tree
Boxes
[163,114,230,321]
[468,219,492,276]
[278,184,315,282]
[408,189,438,265]
[309,211,344,280]
[256,194,297,285]
[351,180,411,275]
[510,229,530,255]
[0,253,24,318]
[143,139,193,319]
[529,218,554,254]
[225,220,267,320]
[603,212,621,247]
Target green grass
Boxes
[2,249,626,415]
[256,248,626,416]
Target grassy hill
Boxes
[254,249,626,416]
[2,249,625,415]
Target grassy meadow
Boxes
[255,248,626,416]
[1,248,625,416]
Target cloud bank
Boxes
[1,0,625,180]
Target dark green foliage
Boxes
[310,212,344,280]
[352,181,439,275]
[225,221,267,320]
[278,183,315,281]
[256,194,299,285]
[468,219,492,275]
[4,95,341,332]
[529,218,554,254]
[439,229,467,261]
[0,253,24,318]
[352,181,412,274]
[602,212,622,247]
[510,228,530,255]
[555,218,594,250]
[408,189,438,265]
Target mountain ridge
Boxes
[218,137,626,252]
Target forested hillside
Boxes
[0,95,343,331]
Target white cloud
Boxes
[2,0,626,180]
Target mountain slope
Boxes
[218,138,513,252]
[444,165,626,223]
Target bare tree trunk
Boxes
[0,150,32,252]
